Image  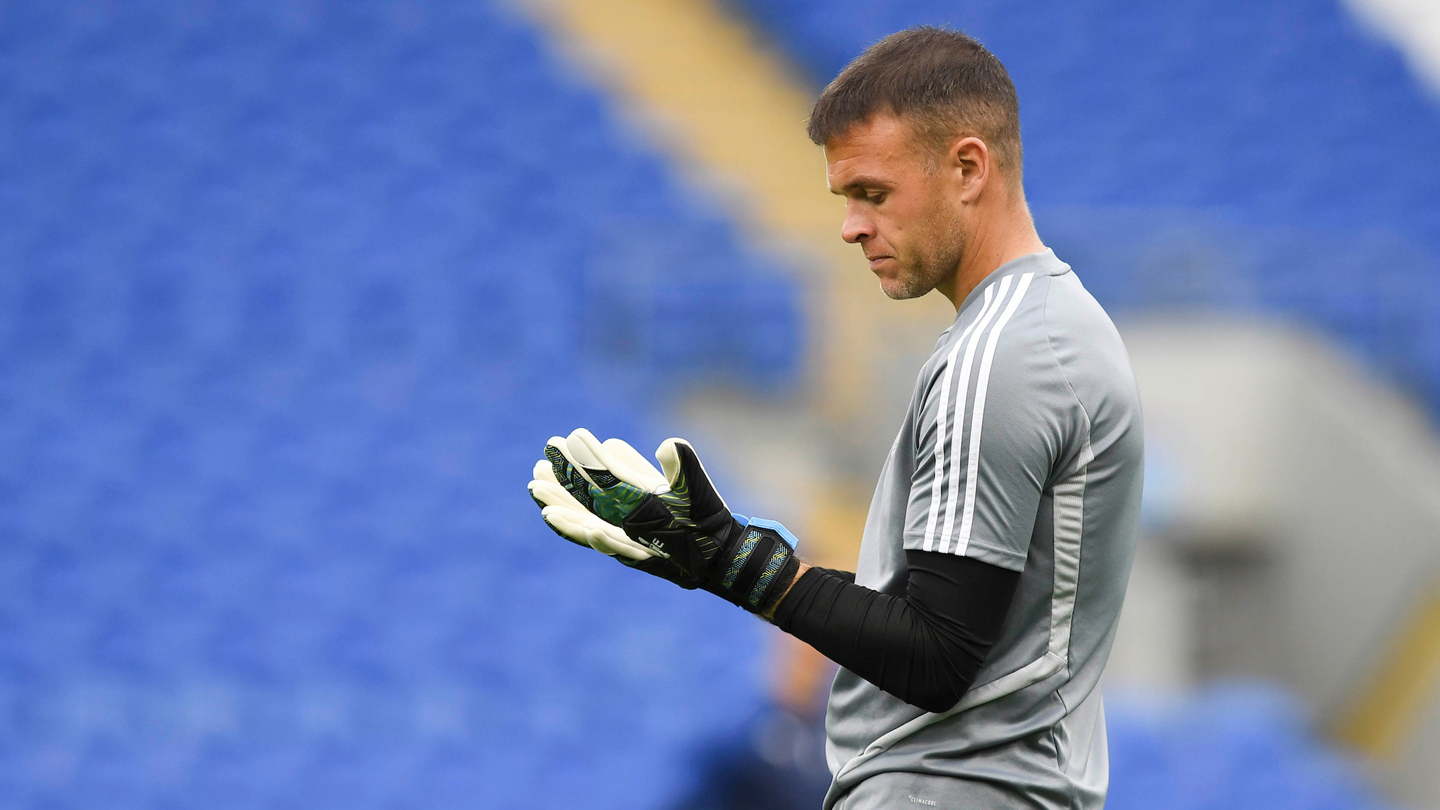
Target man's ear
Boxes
[950,136,989,203]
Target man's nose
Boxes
[841,202,874,244]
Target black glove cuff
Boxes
[703,523,801,615]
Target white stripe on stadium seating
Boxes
[948,271,1036,555]
[921,282,1001,552]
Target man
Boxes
[529,26,1143,810]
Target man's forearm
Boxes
[768,551,1020,713]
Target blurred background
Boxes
[1,0,1439,808]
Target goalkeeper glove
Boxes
[544,428,801,615]
[528,458,701,588]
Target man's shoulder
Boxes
[909,268,1072,435]
[916,264,1137,417]
[1038,267,1142,424]
[926,265,1056,366]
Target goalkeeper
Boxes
[529,26,1143,810]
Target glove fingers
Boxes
[553,429,626,495]
[539,505,595,549]
[547,434,593,484]
[529,478,582,512]
[655,438,687,492]
[587,522,658,561]
[541,505,657,560]
[600,438,667,491]
[568,429,664,492]
[541,506,608,550]
[547,429,652,527]
[656,438,730,520]
[533,459,559,486]
[545,436,597,511]
[541,502,696,587]
[564,428,607,473]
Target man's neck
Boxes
[938,205,1046,311]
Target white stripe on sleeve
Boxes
[920,282,1001,552]
[950,271,1036,555]
[937,274,1021,552]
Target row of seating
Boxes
[0,0,796,806]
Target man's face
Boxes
[825,114,967,300]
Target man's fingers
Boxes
[656,438,721,500]
[532,429,711,593]
[540,505,657,560]
[655,438,731,522]
[587,522,658,560]
[545,437,597,511]
[547,435,594,485]
[539,505,594,549]
[529,478,581,511]
[564,429,669,493]
[532,477,659,560]
[564,428,607,473]
[601,437,667,491]
[655,438,687,490]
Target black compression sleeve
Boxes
[772,550,1020,713]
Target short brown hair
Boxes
[807,27,1022,182]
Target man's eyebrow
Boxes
[829,176,892,196]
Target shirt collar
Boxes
[954,248,1068,317]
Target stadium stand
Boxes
[1106,684,1396,810]
[0,1,799,807]
[731,0,1440,411]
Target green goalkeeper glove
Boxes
[528,458,701,588]
[543,428,801,615]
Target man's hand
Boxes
[540,428,803,615]
[528,458,701,588]
[542,429,720,575]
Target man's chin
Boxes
[877,274,933,301]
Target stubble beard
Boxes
[882,222,966,301]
